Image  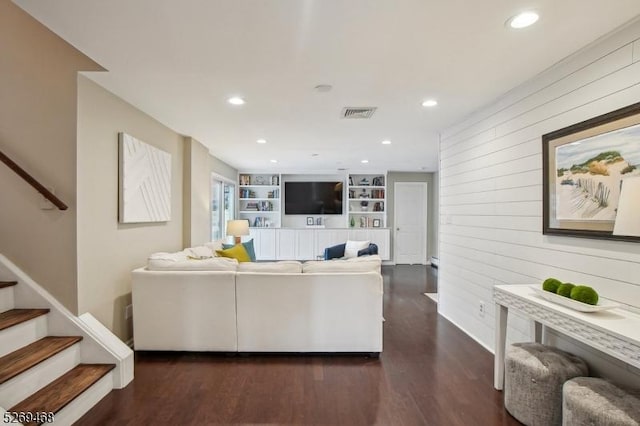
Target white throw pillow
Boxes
[238,261,302,273]
[343,240,371,259]
[186,246,215,259]
[204,240,225,253]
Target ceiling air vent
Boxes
[340,107,377,119]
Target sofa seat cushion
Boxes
[147,252,238,271]
[303,255,381,273]
[238,261,302,273]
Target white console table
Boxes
[493,284,640,390]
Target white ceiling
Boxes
[15,0,640,173]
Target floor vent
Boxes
[341,107,377,119]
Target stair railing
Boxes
[0,149,68,210]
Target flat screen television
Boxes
[284,181,343,215]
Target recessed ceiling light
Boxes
[270,159,278,163]
[311,153,319,157]
[381,140,392,145]
[256,139,267,144]
[361,159,369,164]
[422,99,438,107]
[227,96,245,105]
[507,11,539,29]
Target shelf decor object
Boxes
[542,101,640,241]
[118,132,171,223]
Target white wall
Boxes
[77,76,184,341]
[0,1,101,312]
[183,137,211,247]
[439,21,640,386]
[184,138,238,247]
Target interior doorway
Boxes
[394,182,428,265]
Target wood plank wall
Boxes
[438,21,640,386]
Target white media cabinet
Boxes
[248,228,390,261]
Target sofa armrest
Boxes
[358,243,378,257]
[324,243,346,260]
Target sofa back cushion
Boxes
[302,255,381,273]
[238,261,302,273]
[147,252,238,271]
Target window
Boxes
[211,175,235,241]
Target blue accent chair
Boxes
[323,243,378,260]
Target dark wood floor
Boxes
[78,266,520,425]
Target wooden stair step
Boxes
[0,336,83,384]
[0,281,17,289]
[0,308,49,331]
[9,364,115,426]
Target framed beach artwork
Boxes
[542,102,640,241]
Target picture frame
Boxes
[542,101,640,242]
[306,217,314,226]
[373,219,381,228]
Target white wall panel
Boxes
[443,45,633,148]
[439,24,640,384]
[442,139,540,178]
[441,154,541,187]
[441,23,640,142]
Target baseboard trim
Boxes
[437,309,494,355]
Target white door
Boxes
[394,182,427,264]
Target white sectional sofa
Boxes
[132,249,383,354]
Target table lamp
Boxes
[227,219,249,244]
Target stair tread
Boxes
[9,364,115,425]
[0,308,49,331]
[0,281,17,289]
[0,336,83,384]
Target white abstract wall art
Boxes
[118,132,171,223]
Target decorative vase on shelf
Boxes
[350,217,355,227]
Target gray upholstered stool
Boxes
[504,342,588,426]
[563,377,640,426]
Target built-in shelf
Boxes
[348,173,387,228]
[238,173,282,228]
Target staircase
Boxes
[0,279,119,425]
